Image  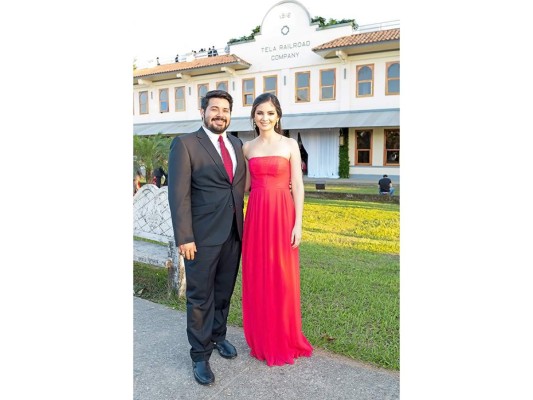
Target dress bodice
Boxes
[248,156,290,190]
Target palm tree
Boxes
[133,133,172,184]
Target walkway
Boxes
[134,296,399,400]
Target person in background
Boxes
[298,141,308,175]
[378,174,395,196]
[167,90,246,386]
[152,166,167,188]
[241,93,313,366]
[133,170,143,195]
[161,168,168,186]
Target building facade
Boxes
[133,0,400,181]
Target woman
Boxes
[242,93,313,366]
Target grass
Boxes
[133,196,399,370]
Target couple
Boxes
[168,90,313,386]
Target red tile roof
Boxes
[312,28,400,51]
[133,54,251,78]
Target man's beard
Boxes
[204,116,230,134]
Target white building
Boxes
[133,0,399,181]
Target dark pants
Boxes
[184,217,241,362]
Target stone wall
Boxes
[304,191,400,204]
[133,185,174,244]
[133,184,185,297]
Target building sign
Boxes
[261,40,311,61]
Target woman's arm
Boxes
[288,138,304,248]
[242,141,251,193]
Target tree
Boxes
[338,128,350,178]
[311,16,358,30]
[228,25,261,44]
[133,133,172,184]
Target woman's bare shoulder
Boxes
[243,138,258,157]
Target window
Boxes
[159,89,169,113]
[356,64,374,97]
[386,62,400,95]
[295,71,310,102]
[216,81,228,91]
[263,75,277,96]
[197,84,209,109]
[242,78,255,106]
[139,91,148,114]
[355,130,372,165]
[320,69,336,101]
[384,129,400,165]
[175,86,185,111]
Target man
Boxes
[167,90,245,386]
[378,174,395,196]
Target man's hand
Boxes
[179,242,197,260]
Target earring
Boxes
[253,121,256,129]
[276,121,279,129]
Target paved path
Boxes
[134,296,399,400]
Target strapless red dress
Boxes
[242,156,313,366]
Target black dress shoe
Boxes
[214,340,237,359]
[192,360,215,385]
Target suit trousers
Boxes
[185,216,241,362]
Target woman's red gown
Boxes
[242,156,313,366]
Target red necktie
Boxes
[218,135,233,182]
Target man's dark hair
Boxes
[383,174,388,177]
[201,90,233,112]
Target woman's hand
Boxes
[291,225,302,248]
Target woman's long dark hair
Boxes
[250,93,283,135]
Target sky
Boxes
[133,0,401,65]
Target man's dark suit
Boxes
[168,127,246,362]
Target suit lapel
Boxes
[227,134,244,180]
[196,128,230,181]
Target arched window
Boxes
[216,81,228,92]
[139,91,148,114]
[174,86,185,112]
[159,89,169,113]
[386,62,400,95]
[197,84,209,109]
[356,65,374,97]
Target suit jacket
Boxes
[168,127,246,247]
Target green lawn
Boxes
[133,197,399,370]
